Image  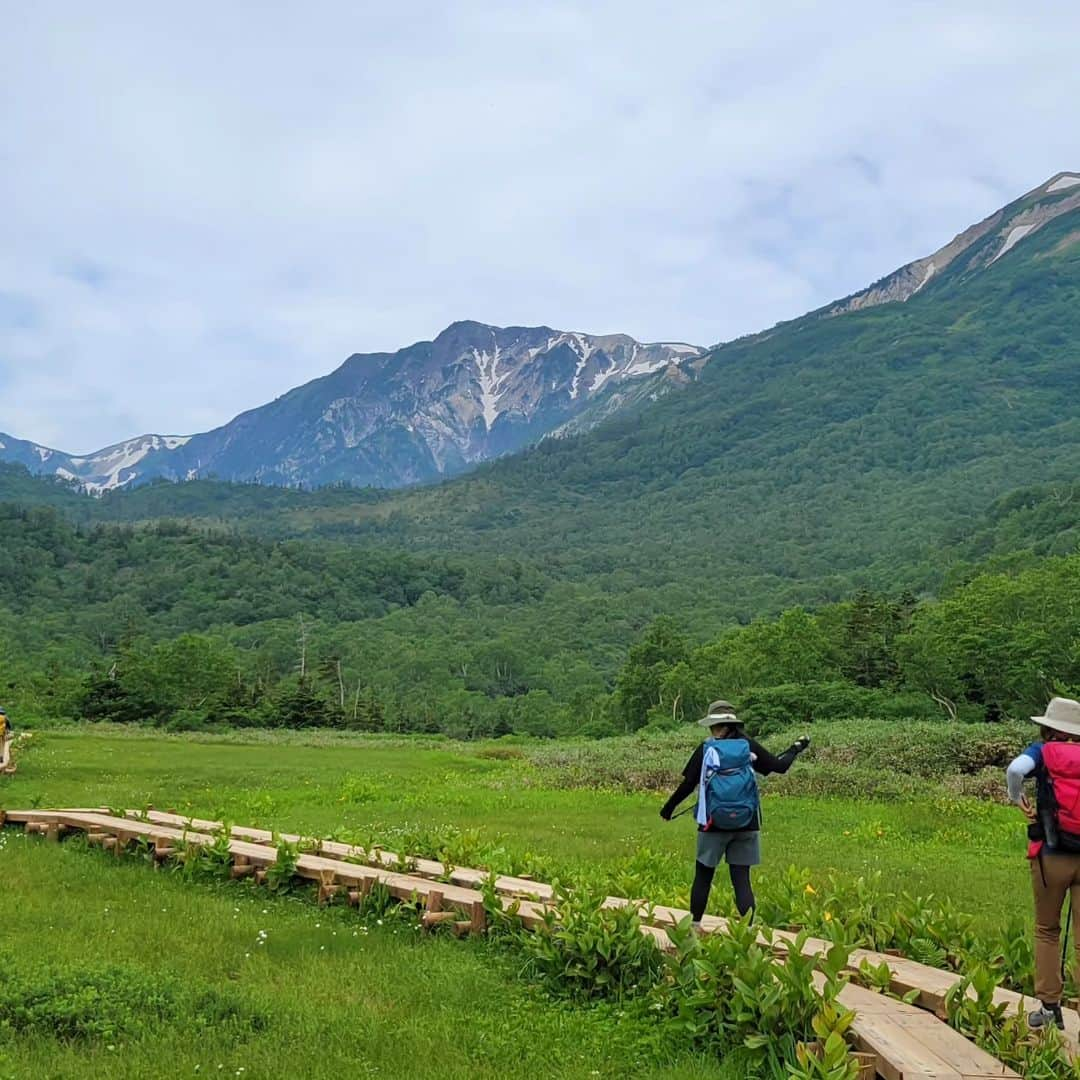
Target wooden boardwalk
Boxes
[126,807,1072,1054]
[2,807,1027,1079]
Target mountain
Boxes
[0,432,192,494]
[827,171,1080,315]
[0,323,702,492]
[210,170,1079,615]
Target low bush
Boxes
[522,718,1031,799]
[0,961,267,1043]
[513,886,665,1002]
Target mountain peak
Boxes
[2,324,703,492]
[1043,171,1080,194]
[828,171,1080,316]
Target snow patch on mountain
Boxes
[568,334,596,400]
[472,341,508,429]
[1048,175,1080,193]
[991,224,1034,263]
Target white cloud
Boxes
[1,1,1079,451]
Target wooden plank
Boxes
[14,810,490,914]
[117,810,555,901]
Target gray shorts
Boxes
[696,828,761,868]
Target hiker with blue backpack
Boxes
[659,699,810,929]
[1006,696,1080,1031]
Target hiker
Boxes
[1006,695,1080,1031]
[659,699,810,929]
[0,707,13,774]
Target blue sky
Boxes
[3,2,1080,452]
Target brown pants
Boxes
[1032,852,1080,1002]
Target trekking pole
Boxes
[1063,893,1074,987]
[669,805,695,820]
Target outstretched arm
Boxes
[660,745,703,819]
[748,736,810,776]
[660,776,698,819]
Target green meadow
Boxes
[1,725,1036,1079]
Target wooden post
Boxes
[45,823,60,843]
[317,869,340,904]
[469,899,487,935]
[852,1051,877,1080]
[230,856,254,879]
[422,911,458,930]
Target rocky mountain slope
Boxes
[827,171,1080,315]
[0,324,701,491]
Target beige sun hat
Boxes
[1032,697,1080,737]
[698,699,738,728]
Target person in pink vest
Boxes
[1007,696,1080,1030]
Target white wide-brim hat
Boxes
[1032,697,1080,737]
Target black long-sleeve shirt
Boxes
[660,736,804,830]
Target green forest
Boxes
[3,467,1078,738]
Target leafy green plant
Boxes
[517,886,664,1002]
[790,1031,859,1080]
[264,836,299,892]
[945,964,1080,1078]
[652,918,858,1076]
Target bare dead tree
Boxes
[297,615,309,680]
[930,689,958,722]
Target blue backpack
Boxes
[701,738,759,830]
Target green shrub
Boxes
[653,919,859,1077]
[0,962,267,1043]
[738,683,940,734]
[516,887,664,1002]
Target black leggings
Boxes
[690,860,755,920]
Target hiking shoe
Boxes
[1028,1003,1064,1030]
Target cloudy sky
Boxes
[3,2,1079,452]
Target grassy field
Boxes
[0,725,1036,1079]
